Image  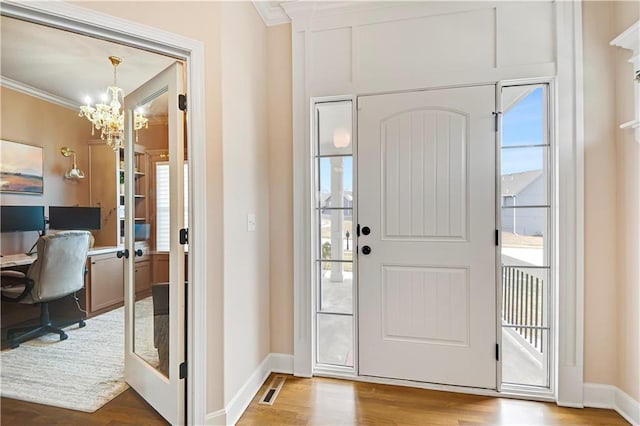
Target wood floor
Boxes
[1,375,629,425]
[238,374,629,425]
[1,388,167,425]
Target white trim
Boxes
[314,372,555,403]
[252,1,290,26]
[291,0,584,408]
[554,0,585,407]
[270,352,295,374]
[584,383,640,425]
[0,2,209,424]
[293,25,313,378]
[205,353,295,425]
[224,356,273,426]
[0,76,79,110]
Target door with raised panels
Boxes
[357,85,497,388]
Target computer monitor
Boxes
[0,205,45,233]
[48,206,102,230]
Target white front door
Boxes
[357,85,497,389]
[123,62,186,423]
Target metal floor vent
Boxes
[258,375,286,406]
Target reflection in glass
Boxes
[317,313,353,366]
[131,90,170,378]
[318,101,352,156]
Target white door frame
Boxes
[0,2,208,423]
[291,0,585,406]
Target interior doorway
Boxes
[1,2,206,422]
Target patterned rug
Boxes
[0,297,158,412]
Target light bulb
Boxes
[333,128,351,149]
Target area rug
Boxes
[0,297,158,412]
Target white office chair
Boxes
[1,231,91,348]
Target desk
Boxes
[1,246,120,269]
[1,246,123,332]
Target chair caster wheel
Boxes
[79,320,86,328]
[60,333,68,341]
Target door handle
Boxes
[134,249,143,257]
[362,245,372,255]
[362,226,371,236]
[116,249,129,259]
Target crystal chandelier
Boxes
[79,56,148,151]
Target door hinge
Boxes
[495,229,500,246]
[180,228,188,245]
[496,343,500,361]
[357,224,361,237]
[179,361,187,379]
[493,111,502,132]
[178,94,187,111]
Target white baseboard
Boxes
[205,353,295,425]
[270,353,295,374]
[584,383,639,425]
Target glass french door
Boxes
[123,62,186,424]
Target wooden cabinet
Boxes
[87,252,124,314]
[134,242,151,296]
[89,141,149,247]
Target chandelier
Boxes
[79,56,148,151]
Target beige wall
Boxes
[267,23,294,355]
[75,0,226,412]
[583,1,640,403]
[220,1,270,404]
[612,1,640,402]
[1,87,90,253]
[582,1,618,386]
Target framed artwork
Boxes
[0,140,44,194]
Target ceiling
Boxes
[0,16,175,109]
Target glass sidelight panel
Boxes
[317,313,354,367]
[314,100,354,369]
[319,261,353,314]
[500,84,552,389]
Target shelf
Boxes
[134,194,145,198]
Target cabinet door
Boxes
[134,260,151,294]
[89,253,124,312]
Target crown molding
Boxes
[1,76,79,110]
[252,1,290,26]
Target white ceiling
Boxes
[0,16,175,109]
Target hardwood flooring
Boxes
[1,375,629,425]
[238,374,629,425]
[1,388,167,425]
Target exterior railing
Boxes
[502,266,545,353]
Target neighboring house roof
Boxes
[502,170,543,196]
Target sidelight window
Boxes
[313,100,355,370]
[500,84,553,389]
